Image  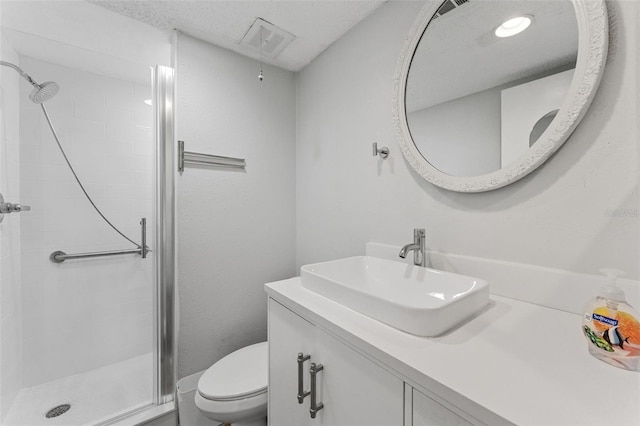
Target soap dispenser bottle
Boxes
[582,269,640,371]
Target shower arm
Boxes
[0,60,38,86]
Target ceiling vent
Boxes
[433,0,469,19]
[240,18,295,59]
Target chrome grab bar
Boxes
[297,353,311,404]
[309,363,324,419]
[178,140,245,172]
[50,218,150,263]
[140,218,148,259]
[50,248,145,263]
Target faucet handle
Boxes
[414,228,425,237]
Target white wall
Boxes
[176,33,297,379]
[18,57,155,387]
[296,0,639,280]
[407,88,501,176]
[0,34,22,422]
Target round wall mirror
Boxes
[392,0,608,192]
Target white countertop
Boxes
[265,277,640,426]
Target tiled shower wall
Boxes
[18,57,155,387]
[0,35,23,422]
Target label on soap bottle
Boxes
[582,304,640,371]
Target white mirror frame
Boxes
[392,0,608,193]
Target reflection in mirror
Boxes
[529,109,559,147]
[405,0,578,177]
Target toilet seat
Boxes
[197,342,268,402]
[195,389,268,424]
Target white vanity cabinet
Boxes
[268,298,404,426]
[410,387,474,426]
[268,298,479,426]
[267,274,640,426]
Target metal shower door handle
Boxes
[0,193,31,223]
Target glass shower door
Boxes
[0,47,163,426]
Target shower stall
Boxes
[0,3,176,425]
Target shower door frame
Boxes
[97,65,177,426]
[153,65,177,406]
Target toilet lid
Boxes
[198,342,268,401]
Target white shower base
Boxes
[4,353,153,426]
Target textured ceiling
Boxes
[88,0,387,71]
[406,0,578,112]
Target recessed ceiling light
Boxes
[495,16,532,38]
[144,99,152,106]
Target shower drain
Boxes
[45,404,71,418]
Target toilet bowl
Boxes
[195,342,268,426]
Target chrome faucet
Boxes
[399,228,426,266]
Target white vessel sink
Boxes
[300,256,489,337]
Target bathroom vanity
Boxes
[266,275,640,425]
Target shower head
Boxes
[0,60,59,103]
[29,81,59,104]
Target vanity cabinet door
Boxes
[412,388,473,426]
[268,298,404,425]
[268,299,315,426]
[313,329,404,425]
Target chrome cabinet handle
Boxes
[309,362,324,419]
[297,353,311,404]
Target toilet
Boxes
[195,342,268,426]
